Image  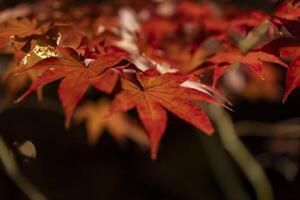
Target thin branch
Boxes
[0,136,46,200]
[207,105,274,200]
[235,118,300,138]
[198,133,251,200]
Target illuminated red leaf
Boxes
[110,68,221,159]
[15,47,128,127]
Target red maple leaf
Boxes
[15,46,128,127]
[283,55,300,101]
[109,68,224,159]
[274,0,300,20]
[273,1,300,40]
[261,37,300,57]
[207,51,288,87]
[176,1,215,22]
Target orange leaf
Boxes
[75,99,149,147]
[0,18,45,50]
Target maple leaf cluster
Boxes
[0,0,299,159]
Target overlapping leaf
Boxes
[109,68,224,159]
[0,18,51,50]
[207,50,288,87]
[75,99,149,147]
[284,56,300,101]
[15,46,128,127]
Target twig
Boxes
[207,105,274,200]
[198,133,251,200]
[0,136,46,200]
[235,119,300,138]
